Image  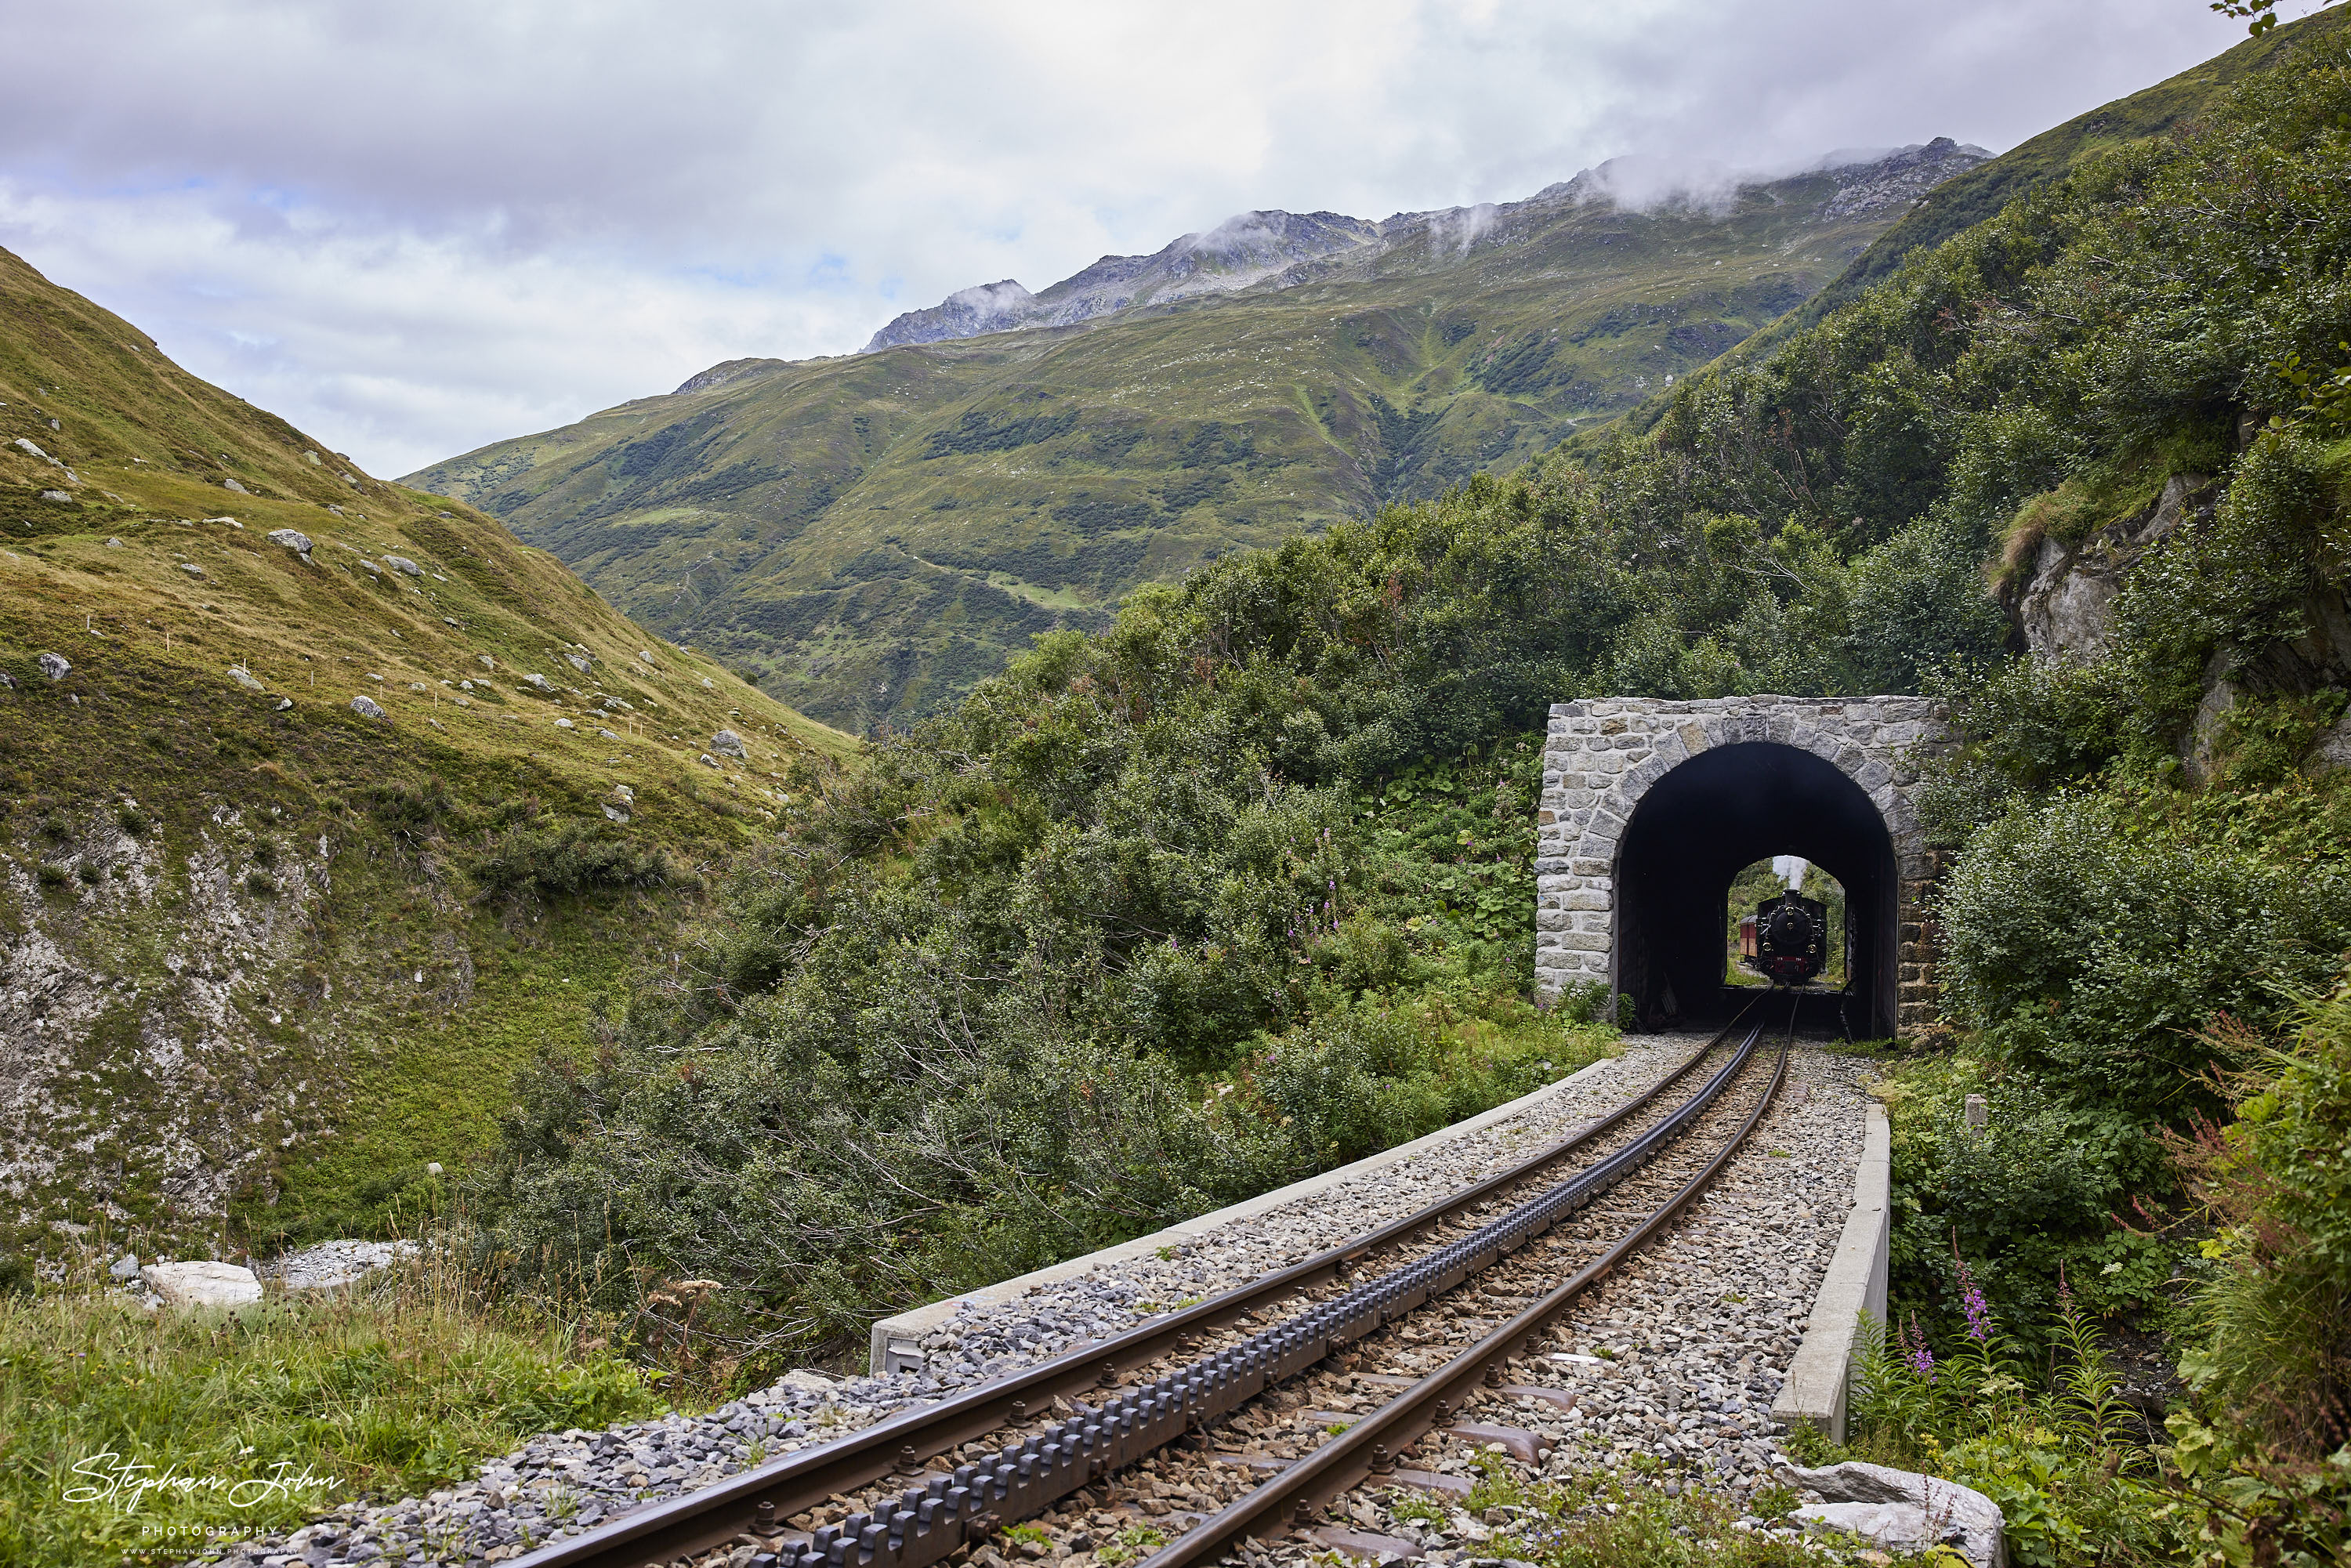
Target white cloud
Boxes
[0,0,2238,475]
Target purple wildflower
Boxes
[1902,1313,1936,1381]
[1956,1254,1992,1342]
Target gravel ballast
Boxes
[186,1036,1871,1568]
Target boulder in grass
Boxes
[227,666,263,691]
[38,652,70,681]
[1777,1460,2005,1568]
[350,694,387,721]
[264,1239,418,1293]
[140,1260,263,1311]
[712,729,748,759]
[267,527,313,556]
[383,555,422,577]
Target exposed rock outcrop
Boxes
[2010,475,2214,661]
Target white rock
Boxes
[384,555,422,577]
[638,650,657,665]
[227,665,264,691]
[604,804,630,823]
[179,562,205,577]
[566,652,592,674]
[712,729,748,759]
[40,488,71,503]
[523,672,552,691]
[105,537,125,547]
[267,527,313,555]
[555,718,575,730]
[351,694,388,721]
[140,1260,263,1311]
[223,477,248,494]
[264,1239,419,1293]
[614,784,635,805]
[38,652,70,680]
[1780,1461,2005,1568]
[109,1252,140,1280]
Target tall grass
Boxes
[0,1243,665,1568]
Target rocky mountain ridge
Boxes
[860,141,1988,355]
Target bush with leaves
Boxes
[1936,784,2351,1120]
[2172,983,2351,1460]
[1877,1057,2175,1350]
[465,819,686,902]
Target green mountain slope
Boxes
[0,244,855,1250]
[406,148,1983,731]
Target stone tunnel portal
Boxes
[1614,742,1898,1036]
[1534,697,1940,1040]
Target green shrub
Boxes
[1937,788,2351,1119]
[465,820,683,902]
[2173,983,2351,1458]
[1878,1058,2174,1344]
[111,804,149,838]
[35,863,67,890]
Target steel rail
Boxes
[511,998,1767,1568]
[1140,996,1799,1568]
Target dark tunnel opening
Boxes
[1614,742,1898,1037]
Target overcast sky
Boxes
[0,0,2269,477]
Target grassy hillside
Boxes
[406,154,1974,730]
[0,244,855,1255]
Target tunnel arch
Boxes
[1614,742,1896,1034]
[1534,697,1943,1038]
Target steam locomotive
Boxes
[1738,890,1828,985]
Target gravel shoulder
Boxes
[188,1036,1872,1568]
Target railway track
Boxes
[510,991,1802,1568]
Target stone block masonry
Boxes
[1535,696,1949,1037]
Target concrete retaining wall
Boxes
[868,1056,1622,1376]
[1771,1101,1891,1442]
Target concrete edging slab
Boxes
[868,1053,1625,1375]
[1771,1099,1890,1441]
